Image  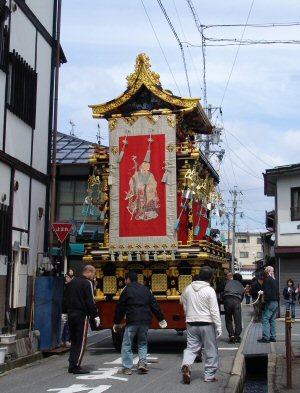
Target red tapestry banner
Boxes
[119,134,166,237]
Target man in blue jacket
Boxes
[114,270,167,375]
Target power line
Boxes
[156,0,191,96]
[185,0,207,109]
[202,22,300,30]
[220,0,255,107]
[183,39,300,47]
[140,0,182,96]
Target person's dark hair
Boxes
[193,274,200,281]
[233,273,243,283]
[199,266,214,282]
[287,278,294,286]
[125,270,138,282]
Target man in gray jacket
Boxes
[223,272,244,343]
[180,266,222,384]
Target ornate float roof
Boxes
[89,53,212,134]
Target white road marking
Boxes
[47,384,111,393]
[76,368,127,381]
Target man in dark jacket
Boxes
[114,271,167,375]
[258,266,279,343]
[64,265,100,374]
[223,272,244,343]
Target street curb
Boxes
[0,352,43,375]
[268,342,276,393]
[222,319,253,393]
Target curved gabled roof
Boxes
[89,53,212,134]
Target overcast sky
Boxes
[58,0,300,233]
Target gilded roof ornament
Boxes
[126,53,161,88]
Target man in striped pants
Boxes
[64,265,100,374]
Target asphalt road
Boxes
[0,311,253,393]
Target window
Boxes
[237,238,247,243]
[291,187,300,221]
[57,179,99,222]
[0,203,12,255]
[8,50,37,128]
[257,237,262,244]
[256,252,263,259]
[240,251,249,258]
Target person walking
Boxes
[113,271,167,375]
[258,266,279,343]
[251,273,264,322]
[180,266,222,384]
[283,278,297,322]
[61,269,75,347]
[63,265,100,374]
[244,283,252,305]
[223,272,244,343]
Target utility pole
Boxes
[205,104,212,158]
[229,186,242,272]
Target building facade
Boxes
[0,0,62,333]
[264,163,300,296]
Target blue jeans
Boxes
[285,301,295,319]
[261,300,278,340]
[121,325,148,369]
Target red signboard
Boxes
[51,223,73,243]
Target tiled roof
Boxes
[55,132,94,164]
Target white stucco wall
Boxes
[28,180,46,275]
[5,112,32,165]
[12,170,30,231]
[25,0,55,36]
[32,33,52,174]
[0,162,11,205]
[10,6,36,68]
[277,174,300,246]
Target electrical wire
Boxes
[156,0,192,96]
[202,22,300,30]
[140,0,182,96]
[172,0,203,95]
[185,0,207,108]
[220,0,255,107]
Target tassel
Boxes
[136,252,141,261]
[145,252,149,262]
[174,218,180,231]
[78,222,85,236]
[111,252,115,262]
[118,150,124,163]
[162,251,167,261]
[194,225,200,236]
[205,227,211,237]
[118,252,123,262]
[161,172,168,183]
[153,252,158,261]
[91,229,98,240]
[185,190,191,200]
[221,232,226,242]
[171,251,175,261]
[128,252,132,262]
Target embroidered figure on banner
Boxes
[125,135,160,221]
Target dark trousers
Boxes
[224,296,242,338]
[68,313,89,368]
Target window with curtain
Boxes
[291,187,300,221]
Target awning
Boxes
[50,243,85,256]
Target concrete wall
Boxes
[277,175,300,247]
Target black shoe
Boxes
[234,336,240,343]
[229,336,235,343]
[72,367,90,374]
[270,338,277,342]
[181,365,191,384]
[257,338,270,343]
[68,367,74,373]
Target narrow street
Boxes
[0,310,252,393]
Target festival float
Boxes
[84,53,229,350]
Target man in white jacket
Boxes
[180,266,222,384]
